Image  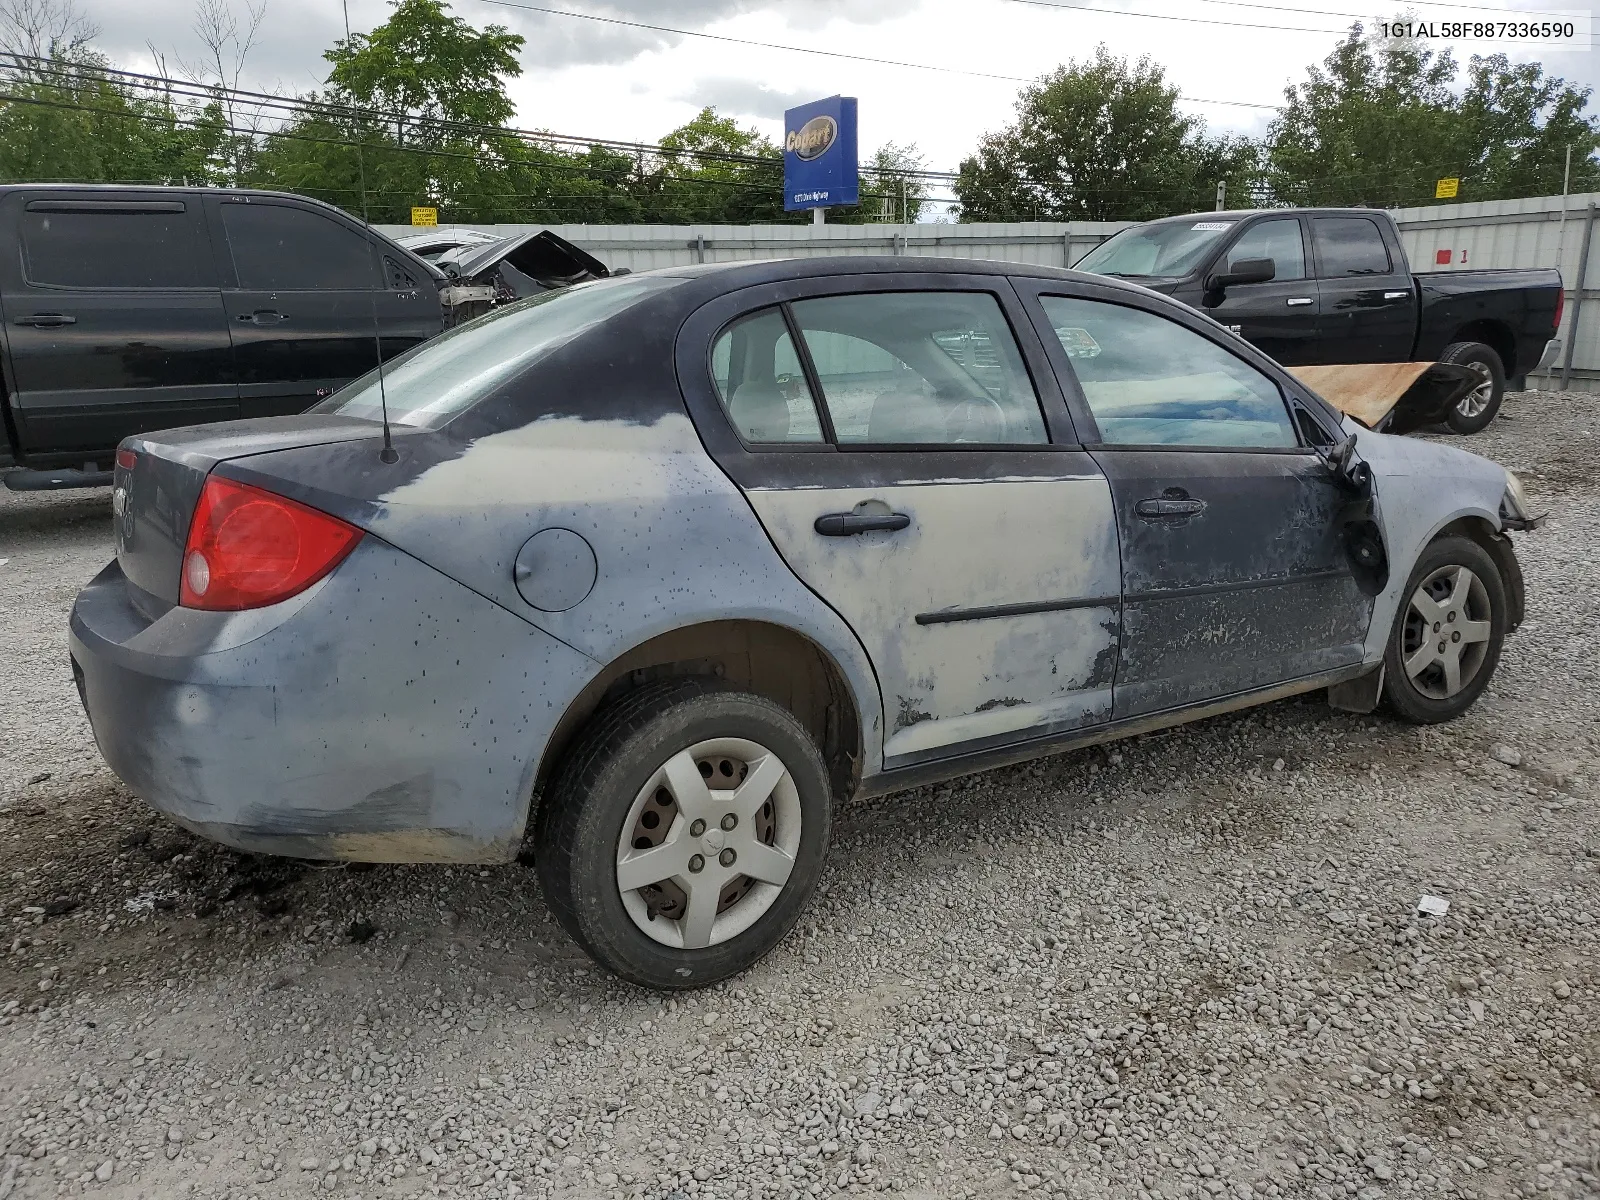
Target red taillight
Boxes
[1553,286,1565,334]
[115,448,137,471]
[179,476,361,611]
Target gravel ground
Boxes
[1,391,1598,1200]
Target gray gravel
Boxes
[2,390,1598,1200]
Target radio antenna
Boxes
[343,0,397,463]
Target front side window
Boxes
[789,292,1047,446]
[1040,295,1296,449]
[1222,218,1306,282]
[1312,217,1392,277]
[710,308,824,444]
[21,206,208,288]
[221,202,377,290]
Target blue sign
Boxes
[783,96,858,212]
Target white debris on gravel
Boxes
[2,391,1598,1200]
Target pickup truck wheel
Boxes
[535,679,831,990]
[1382,536,1506,724]
[1439,341,1505,434]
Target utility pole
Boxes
[1215,181,1227,211]
[1555,143,1573,272]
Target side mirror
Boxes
[1205,257,1276,293]
[1325,431,1372,495]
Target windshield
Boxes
[1075,219,1240,278]
[315,275,680,429]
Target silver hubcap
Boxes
[1456,363,1494,418]
[615,737,801,949]
[1402,564,1492,699]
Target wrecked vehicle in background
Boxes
[393,226,501,262]
[71,256,1541,990]
[1075,206,1563,435]
[0,184,607,489]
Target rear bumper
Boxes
[1534,338,1561,374]
[69,543,596,863]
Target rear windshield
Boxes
[1075,219,1240,279]
[316,275,680,429]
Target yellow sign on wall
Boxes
[1435,178,1460,199]
[410,206,439,226]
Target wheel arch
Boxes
[533,618,869,811]
[1446,321,1517,377]
[1432,514,1526,634]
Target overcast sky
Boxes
[86,0,1599,204]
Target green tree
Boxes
[954,46,1257,222]
[839,142,930,224]
[1454,53,1599,199]
[1268,22,1599,206]
[325,0,522,131]
[647,106,785,223]
[0,51,224,185]
[250,0,541,222]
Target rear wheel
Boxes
[1382,536,1506,723]
[1440,341,1505,435]
[535,680,831,989]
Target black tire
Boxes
[1382,535,1507,724]
[535,679,831,990]
[1440,341,1505,435]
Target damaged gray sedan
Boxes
[70,258,1541,988]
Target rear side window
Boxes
[1040,295,1296,448]
[221,202,377,290]
[21,206,208,288]
[1312,217,1392,277]
[790,292,1048,446]
[710,308,825,444]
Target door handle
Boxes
[237,310,287,325]
[14,313,76,327]
[814,511,911,536]
[1285,297,1313,306]
[1135,497,1206,520]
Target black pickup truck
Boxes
[1075,207,1563,433]
[0,184,606,487]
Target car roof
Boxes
[649,254,1151,297]
[1137,207,1392,225]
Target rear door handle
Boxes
[1285,297,1313,306]
[814,511,912,536]
[15,313,76,327]
[1135,497,1206,520]
[237,310,287,325]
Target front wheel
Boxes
[535,680,832,990]
[1440,341,1506,435]
[1382,535,1507,723]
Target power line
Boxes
[997,0,1348,34]
[3,52,969,181]
[1193,0,1581,22]
[465,0,1282,111]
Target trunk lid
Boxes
[114,415,384,613]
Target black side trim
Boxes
[1126,566,1347,603]
[915,594,1119,625]
[858,662,1370,798]
[26,199,186,214]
